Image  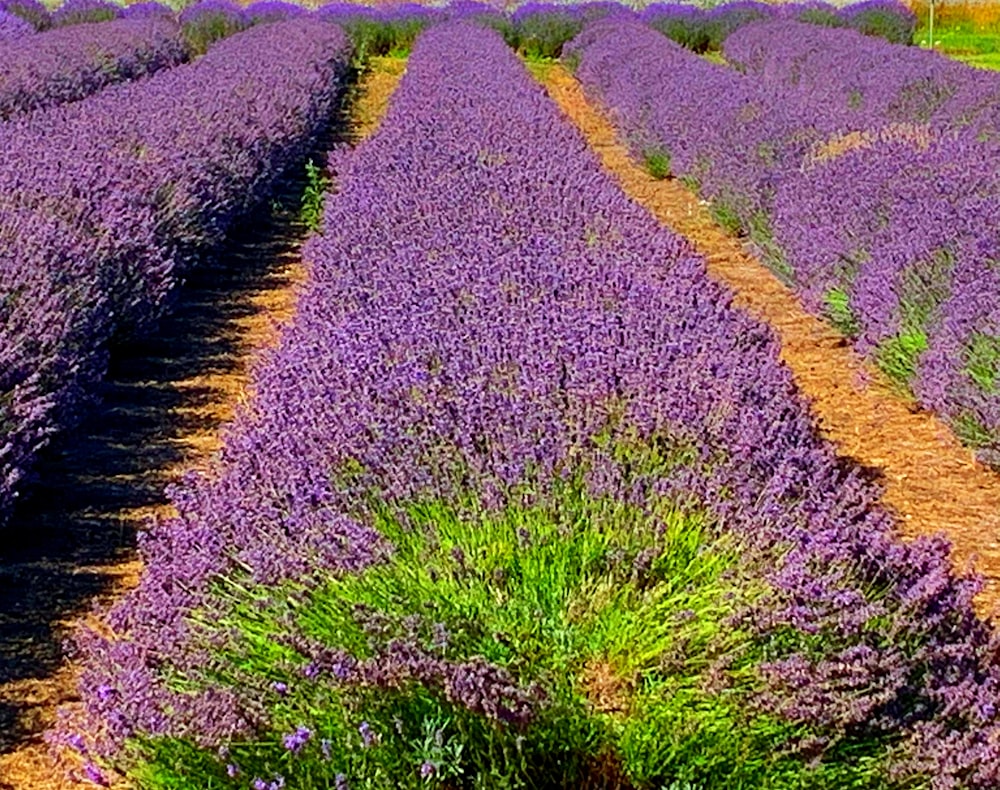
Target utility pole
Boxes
[928,0,935,49]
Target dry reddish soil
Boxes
[0,57,407,790]
[533,62,1000,617]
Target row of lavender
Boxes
[0,0,332,123]
[0,0,919,62]
[0,0,303,31]
[724,19,1000,133]
[728,21,1000,464]
[569,18,1000,466]
[0,19,351,528]
[0,0,119,31]
[0,18,188,121]
[641,0,916,51]
[63,20,1000,790]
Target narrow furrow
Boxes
[0,56,407,790]
[532,61,1000,616]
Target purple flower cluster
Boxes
[0,8,33,39]
[0,18,188,121]
[51,0,121,27]
[840,0,918,44]
[570,18,1000,463]
[773,130,1000,463]
[723,20,1000,461]
[0,0,50,30]
[177,0,248,31]
[0,19,351,527]
[316,1,444,55]
[724,20,1000,133]
[568,19,823,239]
[177,0,250,54]
[245,0,309,25]
[641,0,915,52]
[63,18,1000,788]
[121,2,174,21]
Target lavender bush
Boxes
[121,2,175,21]
[245,0,308,25]
[0,7,32,38]
[317,2,441,56]
[61,19,1000,790]
[570,17,1000,464]
[51,0,121,27]
[178,0,248,55]
[567,18,829,278]
[723,20,1000,133]
[0,18,188,121]
[0,0,50,30]
[509,3,587,59]
[0,19,351,527]
[640,0,910,53]
[841,0,917,44]
[641,3,713,53]
[773,131,1000,462]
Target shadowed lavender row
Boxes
[569,18,1000,465]
[0,19,351,528]
[63,20,1000,789]
[0,17,188,121]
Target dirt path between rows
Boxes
[0,56,407,790]
[532,62,1000,617]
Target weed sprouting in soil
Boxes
[641,147,671,180]
[301,159,332,232]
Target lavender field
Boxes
[3,1,1000,789]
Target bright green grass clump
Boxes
[875,249,953,391]
[958,52,1000,70]
[876,329,929,388]
[124,462,900,789]
[965,331,1000,392]
[301,159,332,232]
[823,287,860,337]
[642,146,671,180]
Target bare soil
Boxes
[0,57,407,790]
[533,62,1000,617]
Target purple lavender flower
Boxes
[0,8,32,39]
[51,0,120,27]
[358,720,377,748]
[82,762,110,787]
[282,726,312,753]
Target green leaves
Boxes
[301,159,332,233]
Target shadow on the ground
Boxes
[0,131,345,754]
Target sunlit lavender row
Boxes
[60,19,1000,790]
[569,15,1000,465]
[0,19,350,526]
